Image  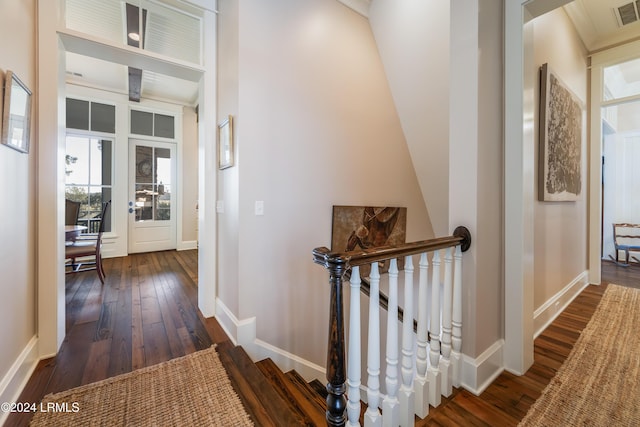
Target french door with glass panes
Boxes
[128,139,176,253]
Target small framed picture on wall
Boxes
[218,115,233,169]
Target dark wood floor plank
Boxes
[45,321,97,394]
[81,338,112,384]
[75,276,105,325]
[153,274,188,359]
[142,322,172,367]
[107,265,133,377]
[138,263,163,326]
[174,249,198,284]
[131,271,145,371]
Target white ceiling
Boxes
[564,0,640,52]
[65,0,640,107]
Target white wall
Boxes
[217,0,240,315]
[473,0,504,359]
[0,0,38,418]
[215,0,433,369]
[532,8,588,310]
[367,1,504,366]
[368,0,446,236]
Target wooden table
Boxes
[65,225,88,242]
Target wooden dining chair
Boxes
[65,199,81,225]
[65,200,111,284]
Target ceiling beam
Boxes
[128,67,142,102]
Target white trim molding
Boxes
[534,271,590,338]
[214,298,326,383]
[177,240,198,251]
[461,339,504,395]
[0,337,39,426]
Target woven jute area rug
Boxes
[519,284,640,426]
[30,345,254,426]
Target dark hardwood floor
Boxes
[5,256,639,426]
[6,250,229,427]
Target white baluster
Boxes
[414,253,430,418]
[347,267,362,427]
[428,251,441,407]
[383,259,400,427]
[440,247,453,397]
[399,256,415,426]
[451,246,463,387]
[365,262,382,427]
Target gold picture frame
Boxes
[218,115,234,169]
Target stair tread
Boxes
[308,379,329,399]
[215,342,309,426]
[284,370,327,415]
[256,358,326,426]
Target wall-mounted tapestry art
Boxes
[538,63,584,202]
[331,206,407,276]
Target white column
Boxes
[414,252,430,418]
[452,246,463,387]
[383,259,400,426]
[440,247,453,397]
[365,262,382,427]
[400,256,415,426]
[428,251,441,407]
[347,266,362,427]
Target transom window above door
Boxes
[130,110,175,139]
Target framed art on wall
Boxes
[538,63,584,202]
[1,70,32,154]
[331,205,407,276]
[218,115,233,169]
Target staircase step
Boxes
[215,341,309,426]
[308,379,328,400]
[284,370,327,415]
[256,358,326,426]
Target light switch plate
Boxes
[216,200,224,213]
[255,200,264,216]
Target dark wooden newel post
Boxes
[313,248,347,427]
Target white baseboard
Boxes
[461,339,504,395]
[533,271,589,338]
[214,298,326,383]
[457,271,590,396]
[0,336,39,426]
[177,240,198,251]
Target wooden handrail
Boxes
[313,226,471,269]
[313,226,471,427]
